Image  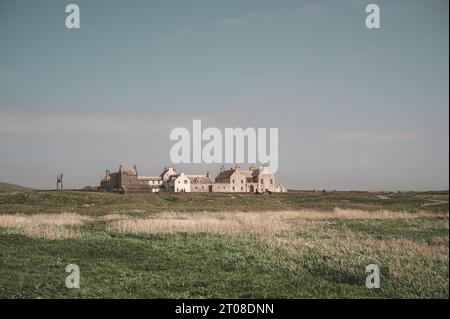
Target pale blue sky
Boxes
[0,0,448,190]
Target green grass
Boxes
[0,182,30,193]
[327,217,448,244]
[0,190,448,215]
[0,226,447,298]
[0,190,448,298]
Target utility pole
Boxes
[57,174,63,190]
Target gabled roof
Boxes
[160,166,176,178]
[240,169,260,178]
[216,166,261,180]
[159,168,169,178]
[215,169,234,179]
[187,175,211,183]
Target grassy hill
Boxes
[0,182,30,193]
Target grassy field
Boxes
[0,188,448,298]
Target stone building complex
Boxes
[100,164,286,193]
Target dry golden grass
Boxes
[289,208,447,219]
[106,212,285,236]
[0,209,447,281]
[106,211,308,235]
[1,209,447,253]
[0,213,90,239]
[105,209,448,260]
[106,208,447,235]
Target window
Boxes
[178,181,180,184]
[261,179,264,184]
[241,187,243,191]
[241,180,244,184]
[184,180,188,184]
[232,180,235,184]
[232,187,235,191]
[270,179,273,185]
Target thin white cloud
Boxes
[218,17,245,27]
[292,4,321,16]
[0,109,231,135]
[162,25,193,42]
[0,110,179,135]
[217,6,321,29]
[330,130,421,143]
[217,12,277,28]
